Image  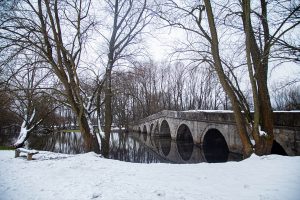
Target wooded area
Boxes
[0,0,299,156]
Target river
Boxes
[0,130,242,163]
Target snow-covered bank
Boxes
[0,151,299,200]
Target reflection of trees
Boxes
[154,125,159,135]
[143,132,147,141]
[0,129,19,146]
[109,132,162,163]
[154,136,160,152]
[28,131,85,154]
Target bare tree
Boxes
[155,0,252,156]
[272,84,300,110]
[6,55,56,147]
[98,0,152,155]
[0,0,100,151]
[240,0,300,155]
[155,0,300,156]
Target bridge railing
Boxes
[134,110,237,125]
[133,110,300,129]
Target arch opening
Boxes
[138,127,141,134]
[142,125,147,134]
[160,120,171,138]
[150,124,154,135]
[176,124,193,142]
[142,125,147,141]
[271,140,287,156]
[203,129,229,163]
[176,124,194,161]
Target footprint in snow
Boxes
[154,190,166,197]
[91,193,102,199]
[243,184,250,189]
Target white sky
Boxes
[146,27,300,89]
[269,62,300,86]
[82,0,300,94]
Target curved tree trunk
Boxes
[241,0,274,155]
[78,113,95,152]
[255,73,274,155]
[204,0,253,158]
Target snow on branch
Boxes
[259,126,268,137]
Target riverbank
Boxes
[0,150,299,200]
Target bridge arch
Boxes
[150,123,154,135]
[176,124,194,161]
[142,125,147,134]
[160,120,171,138]
[202,128,229,163]
[138,127,141,134]
[271,140,287,156]
[153,122,159,135]
[176,124,193,142]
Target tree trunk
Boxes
[255,72,274,155]
[241,0,274,155]
[78,113,94,152]
[103,68,112,157]
[242,0,261,148]
[204,0,253,157]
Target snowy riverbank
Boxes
[0,151,299,200]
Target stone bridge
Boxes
[130,110,300,156]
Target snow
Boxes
[273,110,300,113]
[183,110,234,113]
[14,110,41,147]
[259,126,268,137]
[0,151,299,200]
[17,148,39,154]
[14,122,28,147]
[97,118,105,139]
[184,110,300,113]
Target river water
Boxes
[0,131,242,163]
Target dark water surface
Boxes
[0,131,242,163]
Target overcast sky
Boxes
[145,22,300,90]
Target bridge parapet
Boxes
[273,111,300,127]
[136,110,300,128]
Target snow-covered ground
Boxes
[0,151,299,200]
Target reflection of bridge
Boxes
[130,110,300,156]
[131,133,242,163]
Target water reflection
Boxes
[0,130,242,163]
[28,131,85,154]
[0,131,18,147]
[142,132,147,141]
[108,132,167,163]
[160,138,171,156]
[176,141,194,161]
[203,145,229,163]
[130,133,242,163]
